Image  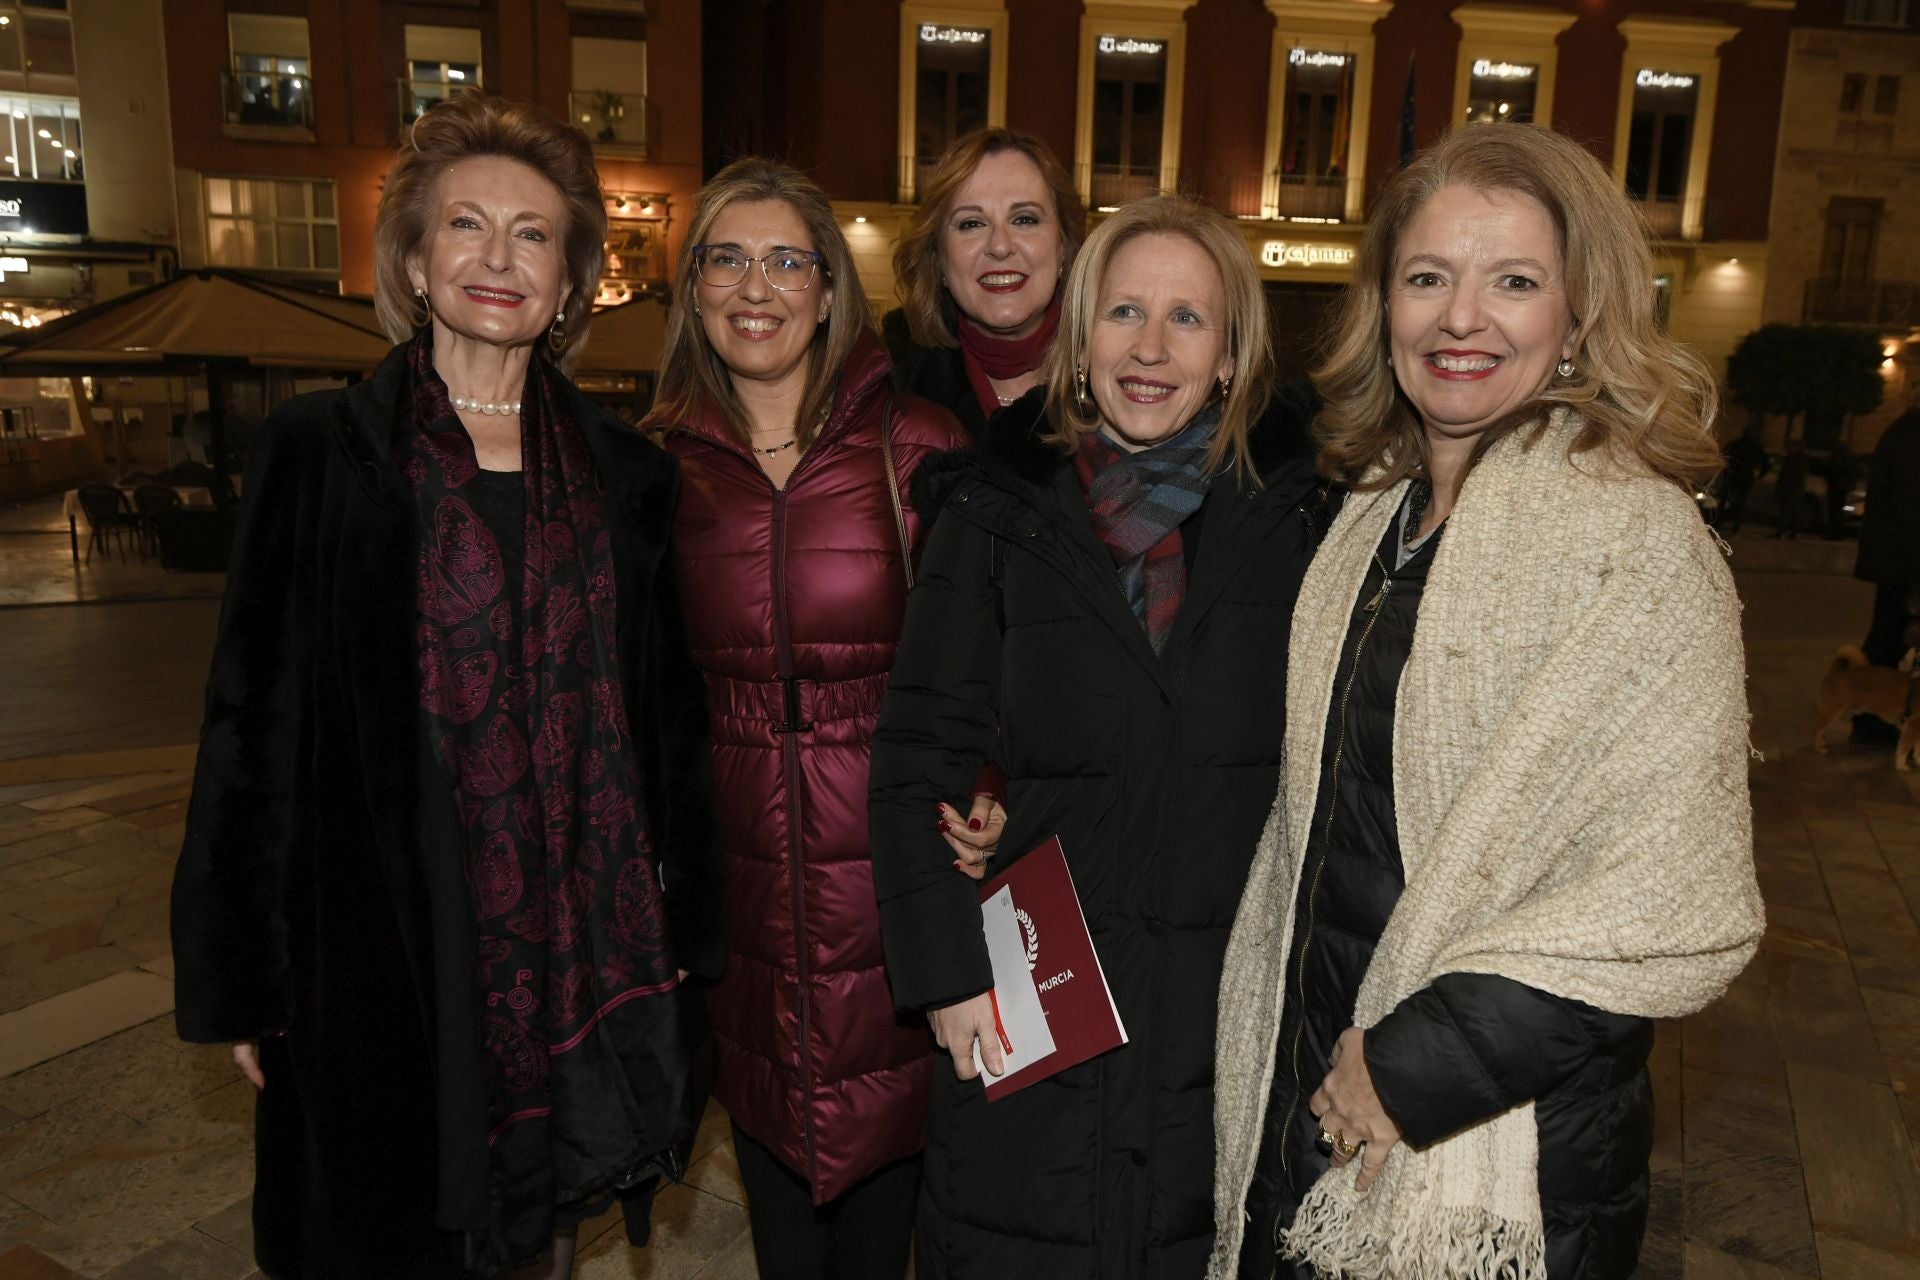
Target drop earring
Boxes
[1218,374,1232,400]
[1074,364,1090,409]
[413,286,431,325]
[548,309,566,352]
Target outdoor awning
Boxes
[0,268,392,375]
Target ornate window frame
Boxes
[1448,5,1576,131]
[897,1,1010,203]
[1611,16,1736,242]
[1261,0,1382,224]
[1075,0,1195,208]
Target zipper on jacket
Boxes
[767,485,822,1187]
[1272,551,1393,1273]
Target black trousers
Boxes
[1864,582,1919,667]
[731,1123,919,1280]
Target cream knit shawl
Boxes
[1210,411,1764,1279]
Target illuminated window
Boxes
[226,14,311,130]
[1611,18,1732,241]
[0,1,75,82]
[1090,33,1167,206]
[1465,58,1537,124]
[204,176,340,275]
[403,25,482,124]
[916,24,991,177]
[897,5,1008,202]
[0,92,78,180]
[571,37,648,149]
[1275,49,1352,219]
[1625,70,1698,232]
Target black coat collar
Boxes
[328,342,677,534]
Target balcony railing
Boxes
[569,90,653,155]
[222,68,313,131]
[1804,279,1920,327]
[398,79,480,127]
[1082,163,1161,211]
[1273,174,1344,221]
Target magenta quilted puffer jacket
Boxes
[659,334,966,1202]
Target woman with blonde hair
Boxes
[171,92,724,1279]
[1211,123,1763,1280]
[869,195,1328,1277]
[644,158,965,1280]
[889,127,1085,436]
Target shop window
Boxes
[1842,72,1867,114]
[571,37,647,149]
[913,23,992,193]
[404,24,482,123]
[205,176,340,275]
[1275,49,1353,219]
[1844,0,1909,27]
[1465,58,1537,124]
[1090,34,1167,207]
[1625,69,1698,235]
[0,92,78,180]
[227,14,311,130]
[1876,74,1901,115]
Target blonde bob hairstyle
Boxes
[892,128,1086,349]
[1039,196,1273,479]
[372,91,606,370]
[643,158,876,450]
[1314,123,1720,492]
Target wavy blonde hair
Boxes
[1040,196,1273,478]
[373,91,605,370]
[642,159,875,449]
[1315,123,1721,492]
[893,128,1086,349]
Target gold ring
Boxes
[1331,1130,1362,1159]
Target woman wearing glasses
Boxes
[644,159,965,1280]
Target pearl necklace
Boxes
[452,395,522,416]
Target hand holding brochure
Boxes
[968,836,1128,1099]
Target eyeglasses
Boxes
[691,245,825,292]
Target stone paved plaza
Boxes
[0,551,1915,1278]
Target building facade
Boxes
[163,0,700,309]
[1764,0,1920,453]
[708,0,1790,389]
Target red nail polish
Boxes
[938,820,951,834]
[968,818,983,832]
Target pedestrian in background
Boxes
[644,158,966,1280]
[1212,124,1762,1280]
[871,195,1327,1278]
[1775,438,1810,538]
[1853,402,1920,742]
[170,93,724,1280]
[1826,440,1860,539]
[889,128,1085,437]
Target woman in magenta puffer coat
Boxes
[644,159,966,1280]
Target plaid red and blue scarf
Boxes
[1073,406,1219,653]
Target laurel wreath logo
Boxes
[1013,906,1038,971]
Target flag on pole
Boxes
[1398,53,1418,168]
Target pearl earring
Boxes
[1557,358,1578,379]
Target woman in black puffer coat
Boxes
[870,197,1330,1279]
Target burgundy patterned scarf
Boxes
[400,335,679,1263]
[1072,406,1219,653]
